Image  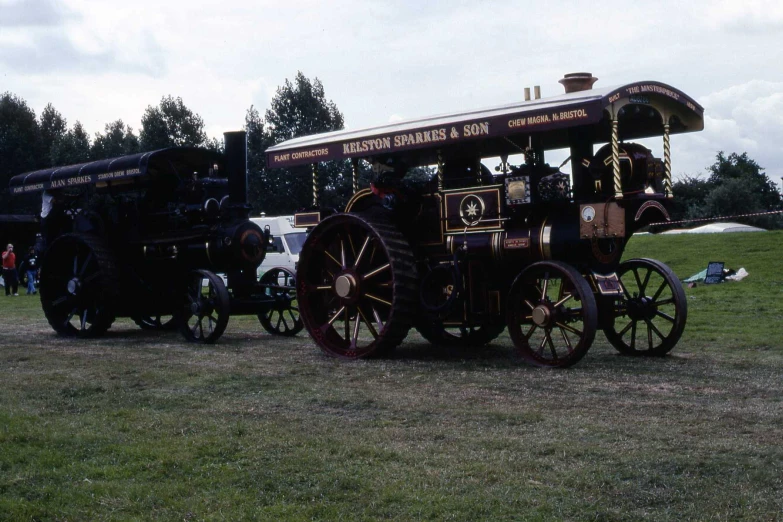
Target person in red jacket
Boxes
[2,243,18,296]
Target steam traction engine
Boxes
[9,132,301,343]
[266,73,704,367]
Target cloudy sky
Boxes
[2,0,783,187]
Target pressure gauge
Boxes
[581,205,596,223]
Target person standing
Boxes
[20,246,40,295]
[2,243,18,296]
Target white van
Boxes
[251,215,307,276]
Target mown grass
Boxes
[1,232,781,521]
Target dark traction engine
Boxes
[11,131,301,343]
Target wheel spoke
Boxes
[365,293,392,306]
[351,310,361,347]
[553,293,573,308]
[541,273,550,301]
[324,250,342,268]
[344,307,350,340]
[546,331,559,360]
[645,318,666,341]
[640,268,652,294]
[280,312,290,331]
[523,299,535,311]
[558,326,573,353]
[80,309,88,330]
[327,306,345,326]
[621,280,633,300]
[357,307,378,339]
[555,321,583,337]
[618,320,634,337]
[372,306,384,331]
[354,235,371,268]
[72,255,78,276]
[655,297,675,306]
[537,334,547,356]
[51,295,70,307]
[362,263,390,281]
[523,324,538,340]
[78,252,93,277]
[651,280,668,302]
[654,309,676,323]
[340,238,347,269]
[632,268,643,294]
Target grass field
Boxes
[1,232,781,521]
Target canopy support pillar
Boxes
[312,163,320,207]
[611,119,623,199]
[351,159,359,194]
[663,123,673,198]
[437,150,444,191]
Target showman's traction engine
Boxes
[265,72,704,367]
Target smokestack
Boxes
[224,131,248,206]
[524,87,531,101]
[559,72,598,94]
[534,85,541,99]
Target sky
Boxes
[2,0,783,188]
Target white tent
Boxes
[660,222,766,235]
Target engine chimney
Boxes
[559,72,598,94]
[224,131,248,206]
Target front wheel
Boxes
[506,261,597,368]
[258,267,303,336]
[603,258,687,356]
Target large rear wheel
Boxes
[296,213,417,358]
[39,233,118,338]
[507,261,597,368]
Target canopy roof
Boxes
[266,80,704,169]
[9,148,222,195]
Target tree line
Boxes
[669,152,783,229]
[2,72,781,228]
[1,72,364,215]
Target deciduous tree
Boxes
[50,121,91,166]
[140,96,207,150]
[260,72,348,214]
[0,93,40,211]
[38,103,67,167]
[91,119,140,159]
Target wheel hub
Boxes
[334,274,357,298]
[67,278,81,295]
[532,305,552,327]
[627,297,655,321]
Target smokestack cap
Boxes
[559,72,598,93]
